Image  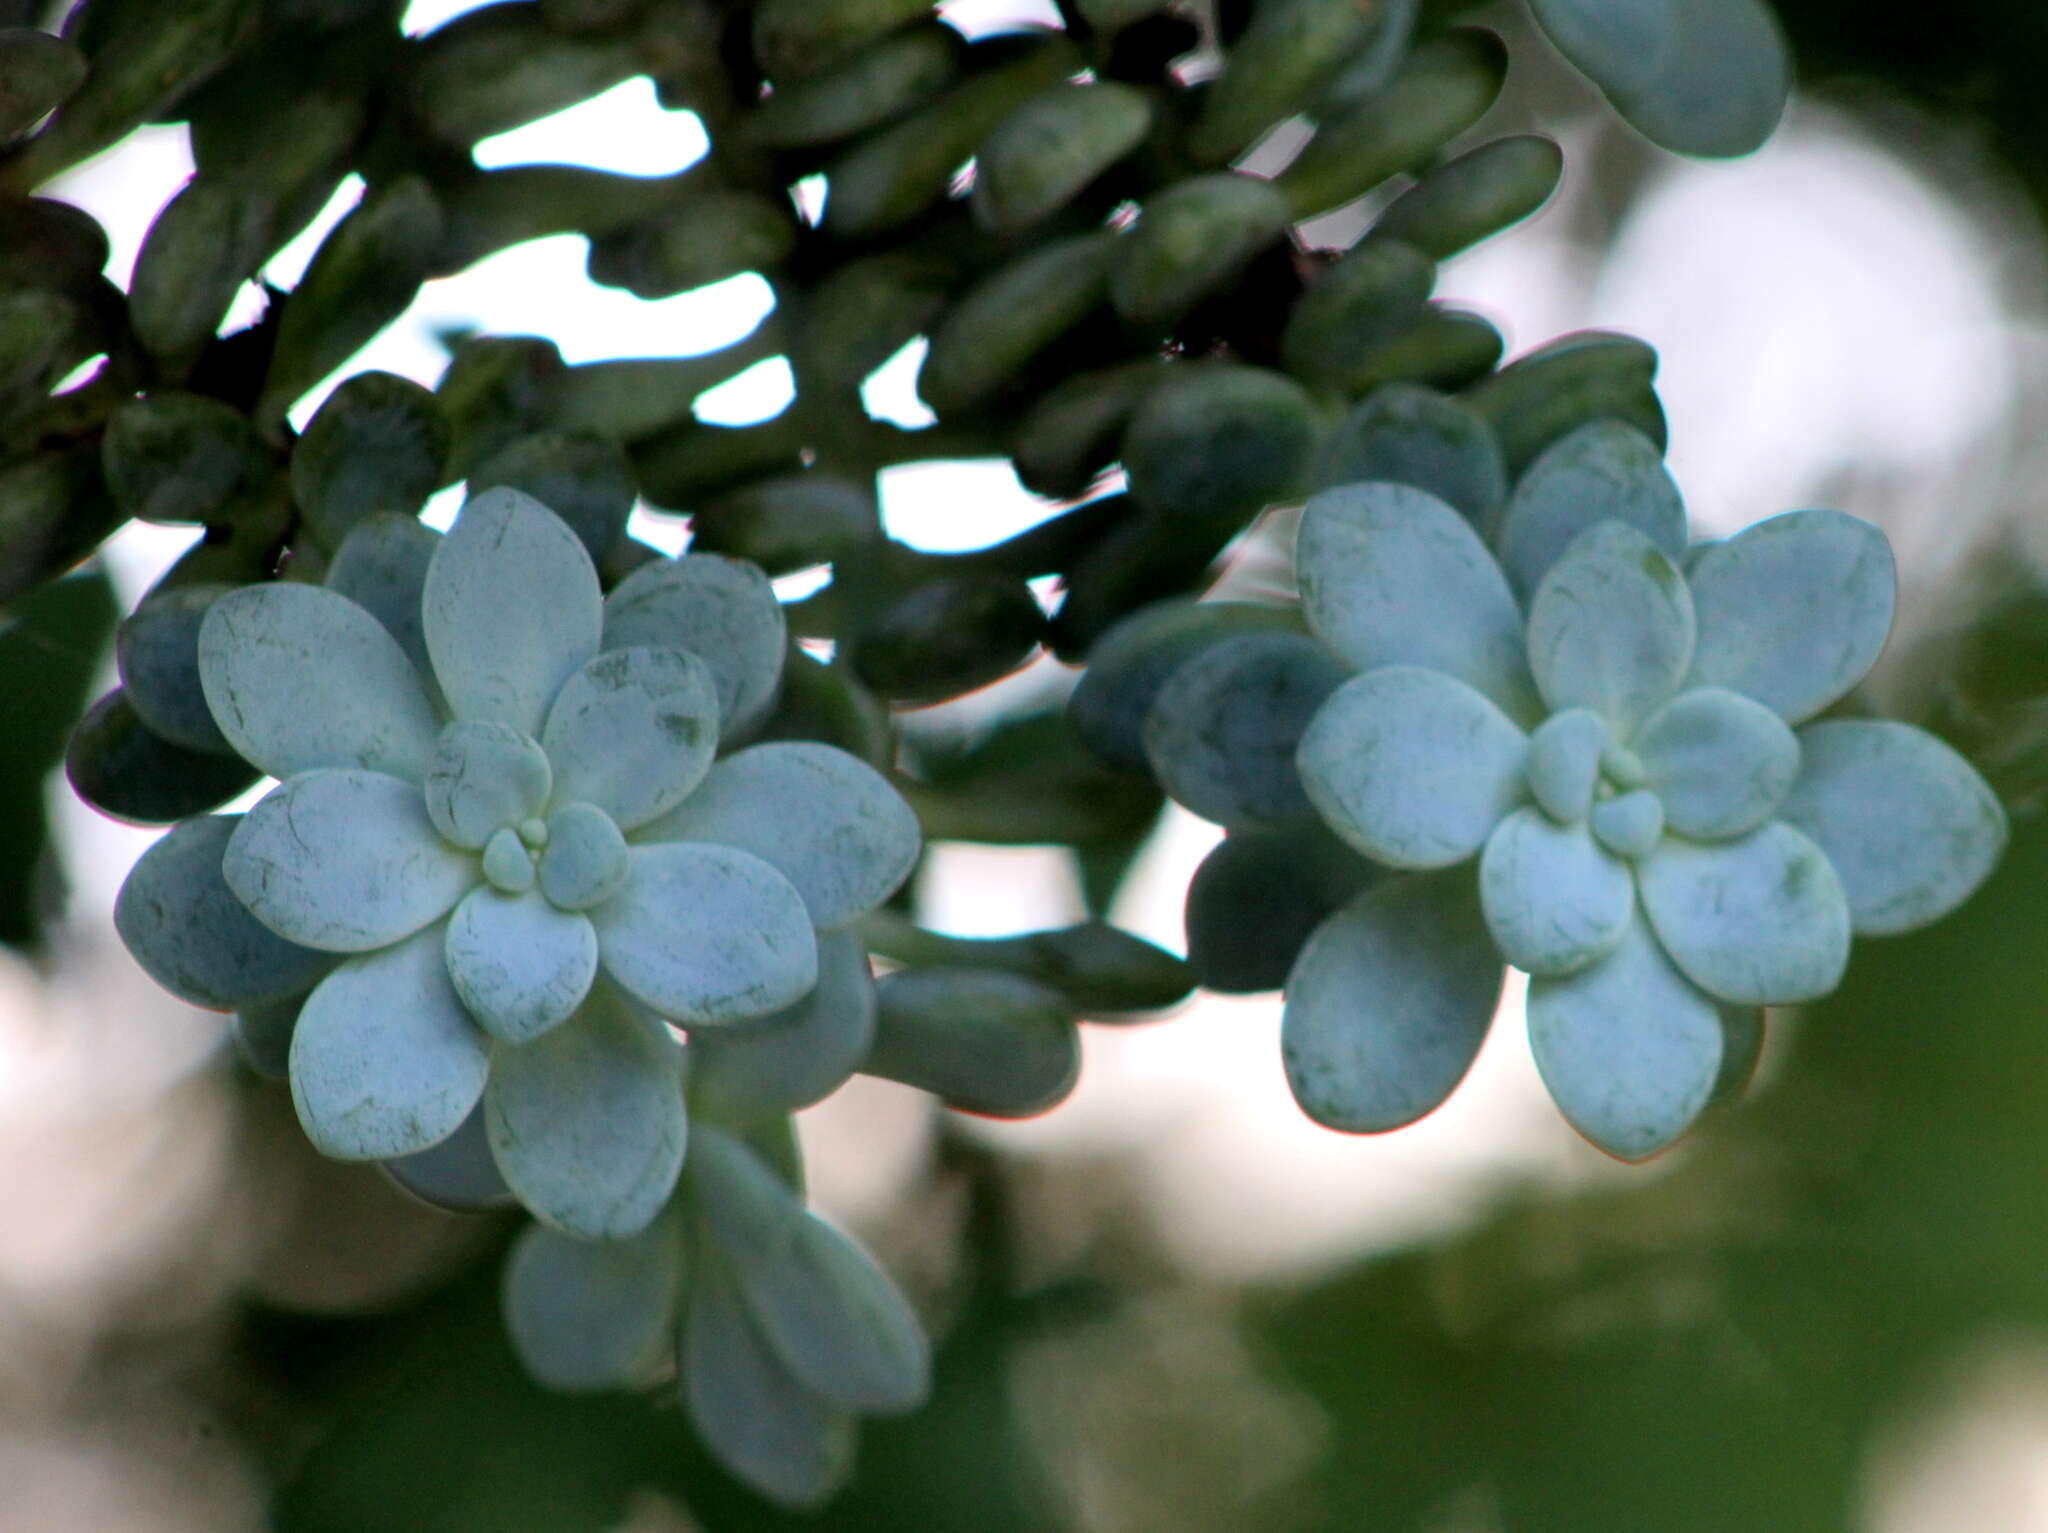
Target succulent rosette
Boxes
[115,488,921,1237]
[1272,434,2007,1158]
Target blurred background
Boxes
[11,0,2048,1528]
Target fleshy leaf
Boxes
[1525,708,1607,823]
[864,968,1080,1117]
[1495,421,1685,603]
[690,1127,929,1414]
[541,646,719,830]
[1603,0,1789,159]
[199,583,441,781]
[682,1251,855,1509]
[1777,720,2007,936]
[537,801,630,910]
[1588,787,1664,859]
[444,885,598,1042]
[1141,630,1350,829]
[638,742,920,930]
[1633,686,1799,840]
[504,1212,684,1392]
[423,487,602,735]
[1280,873,1505,1132]
[382,1103,514,1212]
[116,815,336,1010]
[324,512,442,695]
[1528,0,1675,97]
[1526,521,1694,731]
[1297,665,1527,869]
[423,720,552,849]
[225,770,477,952]
[591,843,818,1025]
[1637,821,1850,1004]
[1685,509,1894,723]
[1527,915,1723,1162]
[1184,820,1382,994]
[689,930,877,1116]
[485,982,687,1239]
[603,553,788,740]
[289,922,490,1160]
[1295,482,1538,718]
[1479,809,1633,975]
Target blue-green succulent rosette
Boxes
[1273,433,2006,1159]
[114,487,922,1239]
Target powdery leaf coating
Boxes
[1496,421,1685,602]
[1526,521,1695,731]
[424,486,602,736]
[541,646,719,830]
[444,886,597,1043]
[382,1104,513,1213]
[503,1213,683,1392]
[1281,874,1504,1133]
[324,512,441,694]
[116,815,335,1010]
[1588,787,1664,859]
[641,743,921,931]
[603,553,788,740]
[689,930,878,1117]
[1633,686,1799,840]
[484,983,686,1240]
[1637,820,1850,1005]
[199,582,441,781]
[423,720,552,849]
[1297,665,1528,870]
[289,923,490,1161]
[1525,708,1607,823]
[225,770,476,952]
[1296,482,1537,719]
[1685,509,1894,723]
[1479,808,1633,975]
[1527,915,1723,1162]
[591,843,818,1025]
[537,801,631,911]
[1778,720,2008,936]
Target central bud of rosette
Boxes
[426,719,632,910]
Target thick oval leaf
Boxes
[233,993,304,1080]
[503,1213,684,1392]
[117,584,236,755]
[1314,383,1507,532]
[1777,720,2007,937]
[603,554,787,740]
[1527,521,1694,731]
[1479,809,1633,975]
[1637,821,1850,1005]
[1141,631,1351,829]
[325,512,442,695]
[444,886,598,1043]
[381,1102,514,1212]
[116,815,336,1010]
[424,487,602,735]
[1685,509,1894,723]
[66,689,260,826]
[591,843,818,1025]
[1607,0,1790,159]
[638,742,920,930]
[423,720,553,849]
[1527,915,1722,1162]
[1281,873,1505,1132]
[1525,708,1607,824]
[199,583,442,781]
[1633,686,1799,840]
[1296,481,1537,719]
[690,930,877,1116]
[541,646,718,830]
[1184,820,1382,994]
[1529,0,1675,96]
[1297,665,1528,869]
[225,771,477,952]
[485,982,687,1239]
[1495,421,1686,602]
[865,969,1080,1117]
[290,922,491,1160]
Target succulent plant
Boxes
[115,488,922,1237]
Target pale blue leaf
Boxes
[536,800,630,911]
[1528,0,1675,97]
[1296,665,1527,869]
[1777,719,2007,936]
[1527,521,1694,730]
[1606,0,1790,159]
[1525,707,1607,823]
[638,742,920,930]
[1280,873,1505,1132]
[325,512,441,694]
[1633,685,1799,840]
[1527,915,1722,1161]
[1588,787,1664,859]
[1295,482,1538,719]
[1479,808,1632,975]
[603,553,788,740]
[224,770,476,952]
[485,981,687,1239]
[424,487,602,736]
[1495,421,1686,601]
[689,930,877,1116]
[423,720,552,849]
[504,1212,684,1392]
[289,921,490,1160]
[1685,509,1894,723]
[444,885,598,1043]
[541,646,719,831]
[199,582,441,781]
[382,1102,514,1211]
[1316,383,1507,531]
[1637,821,1850,1004]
